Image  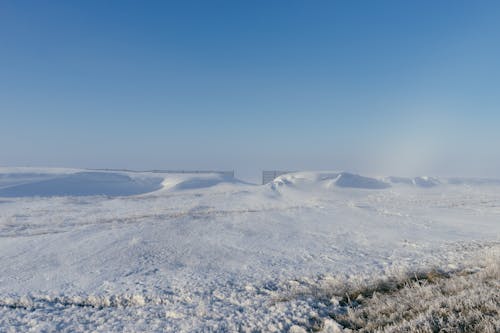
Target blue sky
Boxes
[1,1,499,181]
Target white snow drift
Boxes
[0,169,164,197]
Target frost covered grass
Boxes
[332,261,499,332]
[277,246,500,332]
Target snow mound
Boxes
[161,173,246,191]
[386,176,440,188]
[0,171,163,197]
[383,176,500,188]
[271,173,500,191]
[271,172,391,190]
[413,176,441,188]
[384,176,500,188]
[335,172,391,189]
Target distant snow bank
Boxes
[0,168,247,197]
[270,172,391,190]
[271,171,500,190]
[160,173,247,191]
[1,168,500,197]
[0,171,164,197]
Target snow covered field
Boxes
[0,168,499,332]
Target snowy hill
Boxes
[2,168,499,198]
[270,171,500,191]
[0,168,243,197]
[0,171,163,197]
[270,172,391,190]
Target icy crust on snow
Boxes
[0,169,499,331]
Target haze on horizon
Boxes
[1,1,499,182]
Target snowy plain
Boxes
[0,168,498,332]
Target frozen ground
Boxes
[0,168,499,332]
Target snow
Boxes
[160,172,247,192]
[270,171,390,190]
[0,171,164,197]
[0,168,499,331]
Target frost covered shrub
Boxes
[330,260,499,332]
[274,246,500,332]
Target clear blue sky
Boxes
[1,1,499,181]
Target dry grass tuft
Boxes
[330,260,499,332]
